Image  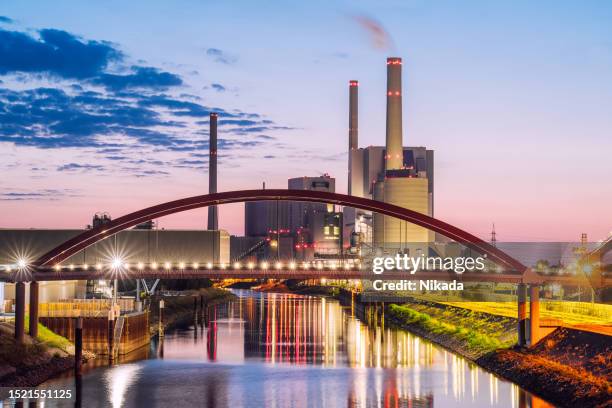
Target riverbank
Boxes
[0,321,77,387]
[385,299,611,408]
[149,287,236,336]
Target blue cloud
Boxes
[57,163,105,172]
[93,66,182,91]
[206,48,237,65]
[0,28,120,78]
[211,83,226,92]
[0,16,13,24]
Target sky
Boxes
[0,0,611,241]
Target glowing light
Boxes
[220,263,227,269]
[83,264,89,270]
[6,265,12,272]
[69,264,75,271]
[275,262,282,270]
[206,262,213,269]
[96,263,102,270]
[123,263,130,269]
[344,263,351,270]
[234,262,242,269]
[178,262,185,269]
[54,265,61,271]
[164,262,171,270]
[192,262,199,269]
[111,258,123,269]
[289,262,296,270]
[261,262,269,269]
[17,259,27,269]
[302,262,310,269]
[137,262,144,270]
[151,262,158,270]
[247,262,254,269]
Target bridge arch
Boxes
[34,189,527,273]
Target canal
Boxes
[40,290,553,407]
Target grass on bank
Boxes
[387,304,515,356]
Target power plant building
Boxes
[346,58,434,252]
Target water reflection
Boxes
[30,290,554,408]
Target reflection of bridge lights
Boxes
[151,262,158,270]
[164,262,171,270]
[206,262,213,269]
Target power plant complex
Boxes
[242,56,434,260]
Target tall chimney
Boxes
[207,112,218,230]
[348,80,358,195]
[385,57,403,170]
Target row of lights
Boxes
[42,259,363,272]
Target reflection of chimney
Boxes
[385,57,403,170]
[348,80,358,195]
[207,112,218,230]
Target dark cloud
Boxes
[57,163,105,172]
[206,48,237,65]
[0,16,13,24]
[0,188,79,201]
[0,28,120,78]
[211,83,226,92]
[93,66,182,91]
[0,27,181,91]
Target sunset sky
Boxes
[1,0,611,241]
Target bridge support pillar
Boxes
[517,283,527,346]
[529,285,540,346]
[14,282,25,343]
[29,281,39,338]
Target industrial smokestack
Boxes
[385,57,403,170]
[207,112,218,230]
[348,80,358,195]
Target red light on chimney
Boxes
[395,91,400,96]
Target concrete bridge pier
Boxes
[29,281,39,338]
[517,283,527,346]
[529,284,540,346]
[14,282,25,343]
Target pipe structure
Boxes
[530,285,540,346]
[385,57,403,170]
[517,283,527,346]
[29,281,39,338]
[207,112,219,230]
[14,282,25,343]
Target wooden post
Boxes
[15,282,25,343]
[108,310,115,361]
[29,281,39,338]
[74,317,83,376]
[159,299,165,337]
[517,283,527,346]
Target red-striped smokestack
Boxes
[207,112,218,230]
[385,57,403,170]
[348,80,358,195]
